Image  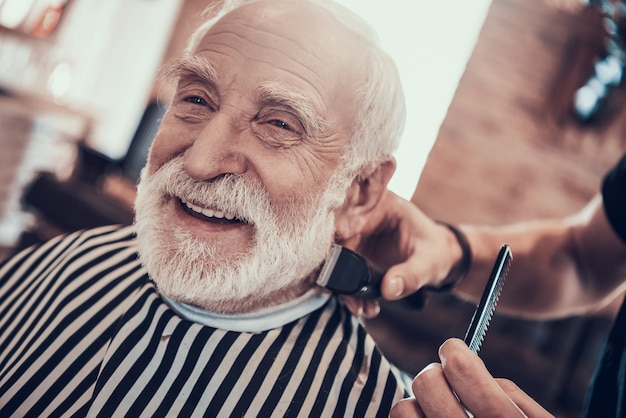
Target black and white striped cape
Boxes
[0,225,408,417]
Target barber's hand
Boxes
[391,338,553,418]
[337,190,461,319]
[358,191,461,299]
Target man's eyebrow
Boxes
[257,81,329,136]
[162,56,218,86]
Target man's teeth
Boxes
[182,199,235,220]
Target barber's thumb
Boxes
[439,338,470,357]
[380,266,417,300]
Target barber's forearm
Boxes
[450,222,575,318]
[452,216,618,319]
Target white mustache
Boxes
[148,158,275,226]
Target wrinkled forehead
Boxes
[204,0,357,48]
[193,0,368,86]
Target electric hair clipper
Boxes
[316,244,380,298]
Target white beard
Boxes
[134,157,348,312]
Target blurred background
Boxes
[1,0,626,416]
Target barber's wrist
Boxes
[431,221,472,292]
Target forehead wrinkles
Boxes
[197,18,334,91]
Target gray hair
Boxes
[185,0,406,183]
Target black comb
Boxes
[463,244,512,354]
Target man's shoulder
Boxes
[1,224,145,292]
[69,224,137,245]
[42,224,138,257]
[47,224,142,274]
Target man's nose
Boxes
[183,114,249,181]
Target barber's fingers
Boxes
[361,299,380,318]
[389,397,425,418]
[380,267,408,300]
[411,363,470,417]
[380,263,430,300]
[339,295,362,318]
[392,339,553,418]
[438,338,531,417]
[380,239,456,300]
[337,295,380,319]
[496,378,554,418]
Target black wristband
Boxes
[430,221,473,292]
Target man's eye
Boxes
[268,119,293,131]
[185,96,207,106]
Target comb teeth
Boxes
[464,245,511,354]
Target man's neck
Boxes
[161,285,331,332]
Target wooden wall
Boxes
[415,0,623,225]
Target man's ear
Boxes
[334,158,396,248]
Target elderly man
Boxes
[0,0,410,416]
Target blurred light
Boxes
[575,83,602,120]
[0,0,37,29]
[595,55,623,85]
[47,62,72,100]
[588,76,607,96]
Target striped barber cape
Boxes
[0,225,407,417]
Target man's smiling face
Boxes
[134,0,368,312]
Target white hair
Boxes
[183,0,406,184]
